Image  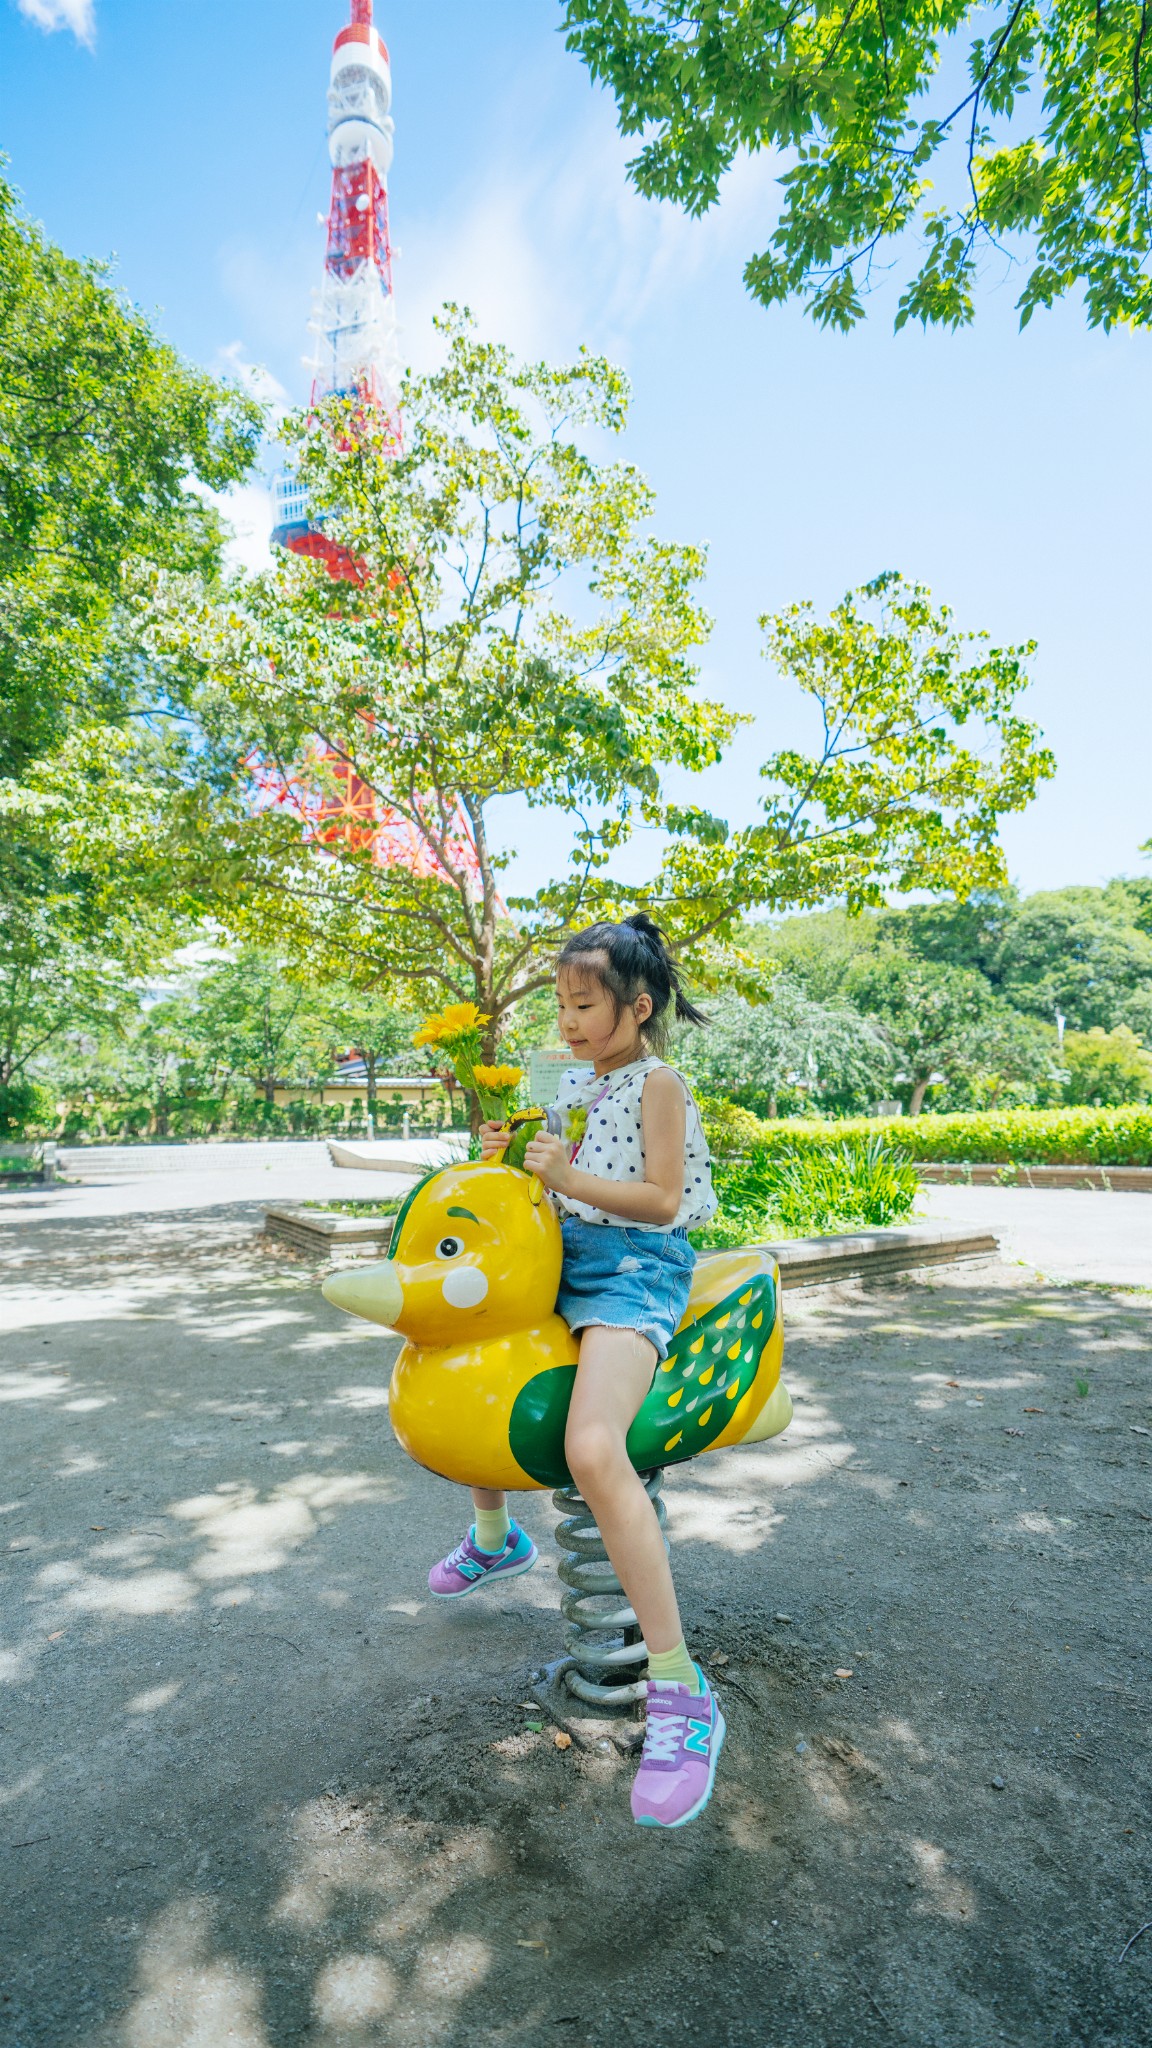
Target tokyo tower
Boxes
[271,0,401,575]
[263,1,481,885]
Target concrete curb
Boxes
[916,1163,1152,1192]
[701,1224,1000,1291]
[264,1205,396,1257]
[270,1209,1000,1279]
[327,1137,468,1175]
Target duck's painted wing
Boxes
[627,1251,782,1469]
[507,1247,786,1487]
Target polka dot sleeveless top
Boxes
[551,1055,718,1234]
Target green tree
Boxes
[302,986,422,1122]
[147,323,1052,1053]
[755,906,883,1002]
[845,952,996,1113]
[990,888,1152,1031]
[658,570,1054,942]
[0,911,134,1093]
[676,979,894,1118]
[0,170,261,782]
[0,728,188,1101]
[563,0,1152,332]
[1060,1025,1152,1105]
[185,951,319,1105]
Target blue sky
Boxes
[2,0,1150,903]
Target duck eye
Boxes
[435,1235,464,1260]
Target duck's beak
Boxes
[322,1260,405,1329]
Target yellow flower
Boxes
[438,1002,490,1035]
[472,1064,524,1091]
[412,1001,491,1050]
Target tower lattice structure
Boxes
[272,0,400,577]
[266,1,480,886]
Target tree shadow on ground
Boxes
[1,1219,1150,2047]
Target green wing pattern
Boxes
[626,1270,777,1472]
[508,1269,777,1487]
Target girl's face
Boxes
[556,960,653,1070]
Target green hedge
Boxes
[716,1106,1152,1167]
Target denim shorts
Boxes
[555,1216,696,1360]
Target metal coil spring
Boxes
[552,1468,666,1706]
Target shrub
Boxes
[1060,1027,1152,1107]
[0,1078,54,1138]
[692,1135,920,1247]
[697,1094,766,1157]
[735,1105,1152,1166]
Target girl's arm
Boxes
[522,1068,686,1226]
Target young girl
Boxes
[427,913,722,1830]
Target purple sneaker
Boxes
[428,1522,538,1600]
[631,1667,726,1829]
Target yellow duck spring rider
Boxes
[322,1154,792,1492]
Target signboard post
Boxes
[527,1048,593,1108]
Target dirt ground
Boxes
[1,1206,1150,2048]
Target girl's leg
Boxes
[469,1486,510,1553]
[428,1484,535,1597]
[563,1325,684,1654]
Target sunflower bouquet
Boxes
[413,1004,544,1165]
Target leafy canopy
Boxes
[562,0,1152,331]
[658,569,1054,940]
[147,320,1052,1047]
[145,310,734,1040]
[0,168,262,781]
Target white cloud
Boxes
[397,98,780,374]
[212,480,275,575]
[15,0,94,47]
[213,340,291,424]
[188,475,274,576]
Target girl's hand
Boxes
[522,1130,573,1193]
[478,1120,509,1161]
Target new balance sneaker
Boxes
[427,1522,538,1600]
[631,1666,726,1828]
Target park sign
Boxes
[528,1049,592,1108]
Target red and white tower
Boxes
[263,5,483,889]
[310,0,401,415]
[271,0,401,567]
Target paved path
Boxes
[5,1144,1148,1290]
[1,1141,433,1229]
[918,1183,1152,1289]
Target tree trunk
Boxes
[766,1095,778,1120]
[262,993,275,1103]
[364,1051,377,1116]
[908,1076,931,1116]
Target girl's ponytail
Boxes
[559,912,708,1052]
[621,913,709,1029]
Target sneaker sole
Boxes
[633,1703,727,1829]
[428,1547,538,1600]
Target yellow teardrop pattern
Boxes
[699,1366,715,1385]
[664,1430,683,1451]
[697,1405,713,1427]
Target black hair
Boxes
[556,912,708,1055]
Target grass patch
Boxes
[300,1198,403,1216]
[692,1136,920,1249]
